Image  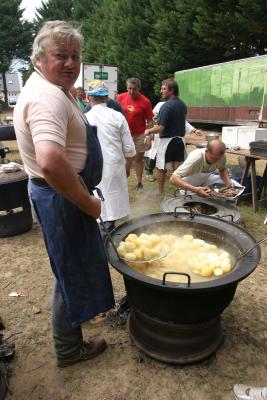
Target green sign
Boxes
[94,71,108,80]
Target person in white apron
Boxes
[85,80,136,238]
[144,79,187,194]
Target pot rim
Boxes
[106,212,260,291]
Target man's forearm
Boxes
[145,124,164,136]
[219,169,232,186]
[170,174,198,194]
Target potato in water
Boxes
[117,233,233,283]
[117,233,166,261]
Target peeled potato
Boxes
[183,234,194,241]
[201,266,214,277]
[125,242,135,252]
[117,246,126,257]
[214,268,223,276]
[124,252,137,261]
[140,233,149,240]
[143,248,152,260]
[221,264,231,273]
[150,248,161,258]
[134,248,142,260]
[125,233,138,243]
[149,234,160,246]
[193,238,205,246]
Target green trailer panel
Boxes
[175,55,267,124]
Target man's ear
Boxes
[35,56,42,69]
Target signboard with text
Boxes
[75,64,118,99]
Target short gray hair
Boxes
[126,77,141,89]
[31,20,83,66]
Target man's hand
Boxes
[227,181,234,188]
[144,128,151,136]
[194,129,203,136]
[195,186,212,198]
[84,195,101,219]
[125,158,131,178]
[144,135,152,151]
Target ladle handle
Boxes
[78,176,120,260]
[237,236,267,260]
[162,272,191,287]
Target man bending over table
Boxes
[170,139,240,198]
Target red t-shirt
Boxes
[117,92,153,136]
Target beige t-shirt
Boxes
[14,71,87,178]
[173,148,226,178]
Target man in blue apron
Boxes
[14,21,115,368]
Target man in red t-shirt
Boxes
[117,77,153,191]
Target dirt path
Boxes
[1,168,267,400]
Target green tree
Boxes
[194,0,267,61]
[83,0,155,101]
[0,0,33,107]
[148,0,196,94]
[72,0,98,25]
[33,0,74,32]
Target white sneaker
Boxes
[233,385,267,400]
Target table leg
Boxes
[250,159,258,212]
[240,158,250,186]
[257,162,267,199]
[236,158,250,206]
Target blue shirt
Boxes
[158,97,187,138]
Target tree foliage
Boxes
[0,0,33,106]
[11,0,267,104]
[34,0,74,32]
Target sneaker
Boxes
[136,182,144,192]
[146,174,156,182]
[57,336,107,368]
[233,385,267,400]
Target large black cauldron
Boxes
[106,212,261,364]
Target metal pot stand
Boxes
[161,193,241,224]
[105,212,260,364]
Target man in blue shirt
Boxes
[145,78,187,194]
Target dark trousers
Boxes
[52,280,83,359]
[145,157,156,175]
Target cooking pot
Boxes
[105,212,260,363]
[106,212,260,323]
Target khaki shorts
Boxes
[133,134,146,153]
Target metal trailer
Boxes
[175,55,267,125]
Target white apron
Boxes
[86,104,136,222]
[156,136,188,170]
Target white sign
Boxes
[75,64,118,99]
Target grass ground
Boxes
[0,139,266,400]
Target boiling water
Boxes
[118,233,233,283]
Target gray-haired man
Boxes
[14,20,114,368]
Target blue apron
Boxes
[30,122,115,328]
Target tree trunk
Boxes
[2,72,9,108]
